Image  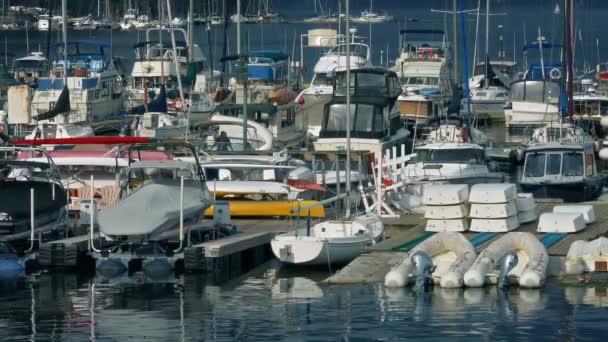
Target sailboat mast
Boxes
[61,0,67,84]
[484,0,489,89]
[345,0,351,218]
[188,0,194,61]
[566,0,574,119]
[237,0,241,54]
[159,0,164,85]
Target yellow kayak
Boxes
[204,200,325,218]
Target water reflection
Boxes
[1,271,608,341]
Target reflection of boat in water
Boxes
[271,277,324,300]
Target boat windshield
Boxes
[524,151,584,177]
[510,80,560,104]
[414,148,485,164]
[404,77,439,86]
[327,44,368,59]
[311,73,333,86]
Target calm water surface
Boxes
[0,261,607,341]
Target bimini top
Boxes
[53,40,112,64]
[248,50,289,62]
[526,141,592,152]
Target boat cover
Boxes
[98,179,211,237]
[0,180,67,219]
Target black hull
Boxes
[520,180,603,203]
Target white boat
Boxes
[351,0,392,23]
[464,232,549,288]
[120,8,137,30]
[27,40,126,133]
[295,29,371,138]
[12,52,50,84]
[271,212,384,265]
[393,29,453,127]
[126,28,215,124]
[504,41,562,133]
[385,232,477,288]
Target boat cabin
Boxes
[12,52,50,84]
[521,143,597,184]
[412,143,487,165]
[247,51,289,85]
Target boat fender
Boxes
[549,68,562,80]
[419,48,434,59]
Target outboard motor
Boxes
[411,251,436,292]
[497,251,519,289]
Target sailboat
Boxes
[271,2,384,266]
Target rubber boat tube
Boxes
[385,232,477,288]
[464,232,548,288]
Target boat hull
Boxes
[520,179,603,202]
[271,236,371,265]
[204,200,326,218]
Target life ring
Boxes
[173,98,184,111]
[419,48,434,59]
[549,68,562,80]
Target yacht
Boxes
[313,67,408,157]
[29,40,126,132]
[352,0,393,23]
[295,29,371,138]
[119,8,137,30]
[571,79,608,137]
[393,29,453,129]
[520,142,603,202]
[126,28,215,124]
[504,40,563,134]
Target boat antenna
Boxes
[345,0,351,219]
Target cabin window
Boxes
[281,108,296,127]
[525,153,546,177]
[326,104,355,132]
[562,152,583,177]
[546,154,561,175]
[101,81,109,96]
[495,92,507,98]
[586,151,594,176]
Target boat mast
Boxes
[566,0,574,119]
[61,0,67,85]
[345,0,351,218]
[237,0,241,54]
[159,0,164,85]
[188,0,194,61]
[166,0,185,113]
[484,0,489,89]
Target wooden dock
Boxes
[328,202,608,284]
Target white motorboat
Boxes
[351,1,392,23]
[295,29,371,139]
[464,61,517,122]
[132,112,189,139]
[505,40,562,133]
[25,122,94,140]
[12,52,50,84]
[271,212,383,265]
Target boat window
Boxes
[546,154,561,175]
[563,152,583,176]
[406,77,425,85]
[414,148,484,164]
[427,77,439,86]
[322,103,382,138]
[311,73,332,86]
[476,92,487,97]
[326,104,354,132]
[495,92,507,98]
[524,153,546,177]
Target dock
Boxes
[328,202,608,284]
[38,233,97,268]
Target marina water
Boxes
[0,262,607,341]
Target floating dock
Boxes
[328,201,608,284]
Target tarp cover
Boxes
[98,179,211,238]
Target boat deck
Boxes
[327,201,608,284]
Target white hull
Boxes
[271,233,373,265]
[505,101,559,128]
